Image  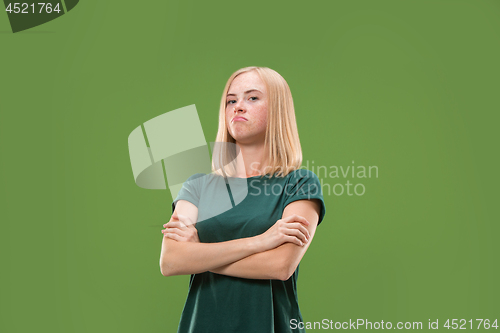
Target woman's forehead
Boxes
[229,73,266,94]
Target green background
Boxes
[1,0,499,332]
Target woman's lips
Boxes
[232,116,247,122]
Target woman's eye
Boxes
[227,97,257,104]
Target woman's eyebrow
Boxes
[227,89,262,97]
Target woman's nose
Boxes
[233,101,245,113]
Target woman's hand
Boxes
[256,214,310,252]
[161,212,199,243]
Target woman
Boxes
[159,66,326,333]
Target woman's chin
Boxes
[233,137,252,145]
[230,131,250,142]
[234,136,266,146]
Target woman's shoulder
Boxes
[185,173,207,181]
[183,172,226,186]
[285,168,320,181]
[180,173,208,191]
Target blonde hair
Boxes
[211,66,302,178]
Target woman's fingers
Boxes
[283,214,310,226]
[283,222,310,240]
[282,227,308,244]
[164,232,185,242]
[162,227,190,242]
[164,214,194,228]
[164,221,187,229]
[162,227,187,236]
[258,215,313,252]
[284,235,304,246]
[162,221,198,243]
[278,216,312,245]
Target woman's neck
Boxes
[234,141,269,178]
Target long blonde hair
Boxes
[211,67,302,178]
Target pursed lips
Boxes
[232,116,248,122]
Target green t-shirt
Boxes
[171,169,326,333]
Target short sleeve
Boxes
[283,169,326,226]
[171,173,205,214]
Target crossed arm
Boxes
[159,199,321,281]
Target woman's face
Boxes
[225,71,268,145]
